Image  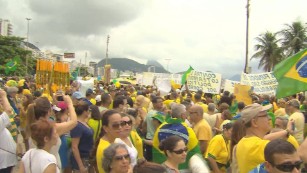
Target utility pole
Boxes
[26,18,31,76]
[244,0,250,73]
[105,35,110,65]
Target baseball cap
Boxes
[72,91,83,99]
[95,95,102,102]
[152,113,165,123]
[241,103,272,124]
[86,88,95,95]
[57,101,68,110]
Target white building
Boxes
[0,19,13,36]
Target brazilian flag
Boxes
[152,118,201,170]
[273,49,307,99]
[5,56,21,74]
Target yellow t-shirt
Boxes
[287,135,299,149]
[96,139,111,173]
[193,119,212,156]
[289,112,305,143]
[163,99,175,109]
[130,130,144,159]
[195,102,208,113]
[236,136,269,173]
[206,135,230,172]
[88,118,102,142]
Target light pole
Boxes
[26,18,31,76]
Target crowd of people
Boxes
[1,76,307,173]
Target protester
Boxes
[286,99,305,144]
[159,135,188,173]
[236,103,295,173]
[70,101,94,172]
[206,122,233,173]
[88,105,103,141]
[20,119,60,173]
[143,96,164,161]
[96,110,123,173]
[0,89,18,172]
[26,95,77,169]
[115,113,138,167]
[19,94,34,151]
[230,119,246,173]
[188,105,212,155]
[251,139,302,173]
[102,143,131,173]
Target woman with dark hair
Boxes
[95,110,123,173]
[88,105,102,141]
[230,119,246,173]
[206,122,233,173]
[159,135,188,173]
[70,101,94,172]
[115,114,138,167]
[102,143,131,173]
[133,159,167,173]
[26,95,77,170]
[20,119,60,173]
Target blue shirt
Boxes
[70,121,94,157]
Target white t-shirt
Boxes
[114,138,138,167]
[22,148,60,173]
[0,112,18,169]
[29,134,62,169]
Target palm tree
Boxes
[251,31,284,72]
[280,21,307,56]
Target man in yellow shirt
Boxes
[286,99,305,144]
[194,93,208,113]
[189,105,212,156]
[236,103,294,173]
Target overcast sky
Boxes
[1,0,306,79]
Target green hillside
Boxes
[97,58,168,73]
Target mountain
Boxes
[97,58,168,73]
[229,74,241,81]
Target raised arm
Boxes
[55,95,77,136]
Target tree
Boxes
[280,21,307,56]
[0,36,35,76]
[251,31,284,72]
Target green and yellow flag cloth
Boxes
[273,49,307,98]
[5,56,21,74]
[181,65,194,85]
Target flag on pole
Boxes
[273,49,307,98]
[5,56,21,74]
[181,66,194,85]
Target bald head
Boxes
[189,105,203,123]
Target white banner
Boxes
[187,70,222,94]
[138,73,182,86]
[240,72,278,95]
[224,79,240,93]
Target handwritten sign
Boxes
[240,72,278,95]
[187,70,222,94]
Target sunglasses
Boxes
[121,120,132,126]
[172,147,188,154]
[273,161,303,172]
[114,154,130,161]
[111,122,122,129]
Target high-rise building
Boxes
[0,19,13,36]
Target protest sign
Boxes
[78,78,95,97]
[187,70,222,94]
[234,84,252,105]
[241,72,278,95]
[223,79,240,93]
